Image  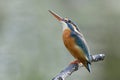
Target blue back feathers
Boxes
[66,22,91,62]
[71,31,90,61]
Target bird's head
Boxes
[49,10,80,33]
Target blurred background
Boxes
[0,0,120,80]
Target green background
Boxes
[0,0,120,80]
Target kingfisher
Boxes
[49,10,91,72]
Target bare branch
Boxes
[52,54,105,80]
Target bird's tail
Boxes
[84,62,91,72]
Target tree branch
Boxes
[52,54,105,80]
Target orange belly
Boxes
[62,29,87,63]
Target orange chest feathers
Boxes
[62,29,74,49]
[62,29,80,58]
[62,29,86,61]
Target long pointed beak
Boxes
[49,10,63,21]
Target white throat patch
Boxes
[60,21,68,31]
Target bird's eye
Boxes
[68,20,71,23]
[64,20,67,22]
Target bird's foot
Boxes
[70,60,80,64]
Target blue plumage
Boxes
[71,31,91,61]
[67,22,91,72]
[49,10,91,72]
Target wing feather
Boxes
[71,31,91,62]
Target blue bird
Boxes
[49,10,91,72]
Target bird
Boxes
[49,10,91,72]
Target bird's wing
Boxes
[71,31,91,62]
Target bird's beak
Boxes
[49,10,63,21]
